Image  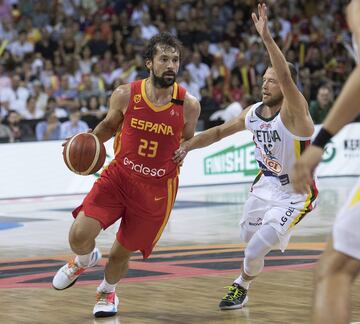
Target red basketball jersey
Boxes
[113,79,186,182]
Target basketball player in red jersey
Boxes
[52,33,200,318]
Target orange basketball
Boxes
[63,133,106,175]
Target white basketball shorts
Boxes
[333,178,360,260]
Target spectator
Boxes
[21,96,44,120]
[80,95,106,130]
[35,109,61,141]
[60,110,89,139]
[185,51,211,89]
[7,30,34,60]
[32,80,48,114]
[5,110,34,142]
[179,70,201,101]
[309,85,334,124]
[140,13,159,40]
[0,113,13,143]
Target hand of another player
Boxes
[173,142,190,165]
[252,3,271,40]
[61,128,93,147]
[291,145,324,194]
[346,0,360,36]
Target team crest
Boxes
[134,94,141,103]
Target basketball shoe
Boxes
[219,283,249,310]
[93,291,119,318]
[52,248,102,290]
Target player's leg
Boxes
[220,223,279,310]
[69,211,102,256]
[93,175,178,317]
[312,239,360,324]
[52,211,103,290]
[313,181,360,323]
[53,164,126,291]
[93,239,131,318]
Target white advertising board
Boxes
[0,123,359,199]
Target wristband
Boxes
[312,128,333,149]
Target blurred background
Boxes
[0,0,357,144]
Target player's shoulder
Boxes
[183,92,201,119]
[109,84,132,113]
[112,83,131,98]
[183,91,200,110]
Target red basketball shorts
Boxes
[73,160,179,258]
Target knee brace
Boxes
[243,224,280,277]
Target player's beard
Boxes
[151,69,176,88]
[262,93,283,108]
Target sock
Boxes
[234,274,251,290]
[75,248,95,267]
[97,277,117,293]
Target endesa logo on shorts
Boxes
[123,157,166,177]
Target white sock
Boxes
[97,277,117,293]
[75,248,95,267]
[234,274,251,290]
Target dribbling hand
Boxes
[61,128,93,147]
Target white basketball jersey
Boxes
[245,102,315,195]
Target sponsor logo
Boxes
[344,139,360,159]
[262,154,282,174]
[255,129,281,143]
[280,207,295,226]
[154,196,166,201]
[134,94,141,103]
[249,119,257,123]
[123,157,166,177]
[130,117,174,136]
[203,142,258,176]
[134,106,146,110]
[321,141,336,163]
[260,123,272,129]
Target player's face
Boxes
[149,45,180,88]
[262,68,283,107]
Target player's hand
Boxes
[346,0,360,36]
[291,145,324,194]
[61,129,93,147]
[252,3,271,40]
[173,142,189,165]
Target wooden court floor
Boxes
[0,178,359,323]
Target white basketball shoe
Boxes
[52,248,102,290]
[93,290,119,318]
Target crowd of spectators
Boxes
[0,0,356,143]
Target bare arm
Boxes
[182,92,201,141]
[252,3,312,135]
[173,106,251,163]
[92,84,130,143]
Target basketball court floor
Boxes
[1,177,359,324]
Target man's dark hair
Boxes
[143,32,183,63]
[268,62,298,84]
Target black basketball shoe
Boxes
[219,283,249,310]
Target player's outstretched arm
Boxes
[92,84,130,143]
[173,107,250,164]
[252,3,312,134]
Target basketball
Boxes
[63,133,106,175]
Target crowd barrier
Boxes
[1,123,359,199]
